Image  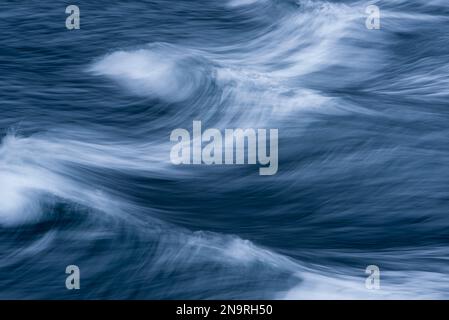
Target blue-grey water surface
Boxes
[1,0,449,299]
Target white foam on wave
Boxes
[227,0,266,7]
[0,132,171,226]
[165,231,299,271]
[89,45,208,102]
[281,269,449,299]
[208,2,379,123]
[0,135,59,225]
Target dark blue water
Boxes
[1,0,449,299]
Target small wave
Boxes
[0,133,151,225]
[89,43,214,103]
[227,0,267,8]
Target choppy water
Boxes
[1,0,449,299]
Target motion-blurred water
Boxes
[1,0,449,299]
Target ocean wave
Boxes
[1,0,449,299]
